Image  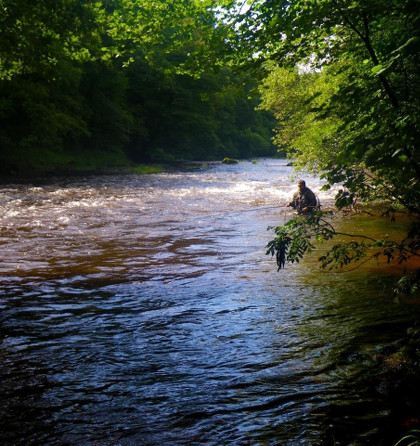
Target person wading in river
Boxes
[286,180,318,215]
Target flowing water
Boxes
[0,159,419,445]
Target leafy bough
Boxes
[266,211,420,277]
[266,211,334,270]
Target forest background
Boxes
[0,0,278,176]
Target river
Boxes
[1,159,419,445]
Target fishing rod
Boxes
[238,205,287,213]
[209,205,289,216]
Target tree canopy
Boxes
[220,0,419,207]
[217,0,419,288]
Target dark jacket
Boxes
[289,187,317,213]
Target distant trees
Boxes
[125,50,275,164]
[0,0,276,174]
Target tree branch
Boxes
[361,169,418,213]
[318,216,377,242]
[333,1,399,109]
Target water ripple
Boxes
[0,160,418,445]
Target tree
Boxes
[220,0,419,289]
[0,0,102,80]
[125,49,276,163]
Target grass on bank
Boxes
[129,164,165,174]
[0,146,171,176]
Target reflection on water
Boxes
[0,159,418,445]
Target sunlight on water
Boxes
[0,159,418,445]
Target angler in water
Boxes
[286,180,318,215]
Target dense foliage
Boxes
[222,0,419,209]
[218,0,419,285]
[0,0,276,175]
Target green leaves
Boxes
[371,64,383,74]
[267,211,420,274]
[266,211,334,270]
[319,241,368,269]
[0,0,225,80]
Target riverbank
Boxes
[0,151,164,179]
[0,156,272,182]
[0,135,280,178]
